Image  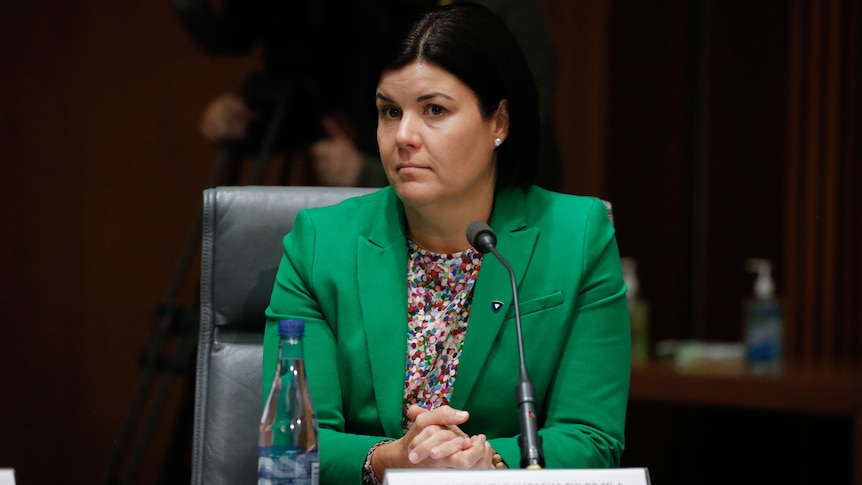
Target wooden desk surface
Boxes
[630,360,861,416]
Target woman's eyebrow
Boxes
[416,92,454,102]
[375,92,455,103]
[375,92,394,103]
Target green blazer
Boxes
[264,185,630,484]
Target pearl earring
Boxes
[494,138,503,147]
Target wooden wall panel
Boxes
[0,2,257,483]
[784,0,862,364]
[604,0,696,344]
[541,0,609,197]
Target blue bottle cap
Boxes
[278,319,305,337]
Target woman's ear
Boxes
[493,99,510,141]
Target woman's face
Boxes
[376,61,508,210]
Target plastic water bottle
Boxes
[258,319,319,485]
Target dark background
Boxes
[1,1,858,484]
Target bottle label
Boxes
[746,305,782,362]
[258,447,319,485]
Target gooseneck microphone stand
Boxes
[467,222,545,469]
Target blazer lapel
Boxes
[357,189,410,437]
[450,188,538,409]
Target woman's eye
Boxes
[380,107,401,119]
[427,105,445,116]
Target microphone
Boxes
[466,221,545,469]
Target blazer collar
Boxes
[450,187,536,409]
[357,188,410,437]
[356,187,537,435]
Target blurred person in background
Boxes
[177,0,562,190]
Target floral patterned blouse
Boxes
[401,239,483,431]
[361,239,485,484]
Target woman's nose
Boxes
[395,114,420,148]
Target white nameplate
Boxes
[383,467,650,485]
[0,469,16,485]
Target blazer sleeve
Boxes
[264,209,389,484]
[490,197,631,468]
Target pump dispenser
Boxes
[747,259,775,301]
[743,258,782,370]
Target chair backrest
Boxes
[192,185,378,485]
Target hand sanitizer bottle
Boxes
[744,259,783,372]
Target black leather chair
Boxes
[192,185,377,485]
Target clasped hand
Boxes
[371,405,493,477]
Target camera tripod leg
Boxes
[120,316,198,484]
[100,146,236,485]
[250,82,293,185]
[105,74,325,485]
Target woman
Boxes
[263,3,630,483]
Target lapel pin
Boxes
[491,300,504,313]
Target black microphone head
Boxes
[467,221,497,254]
